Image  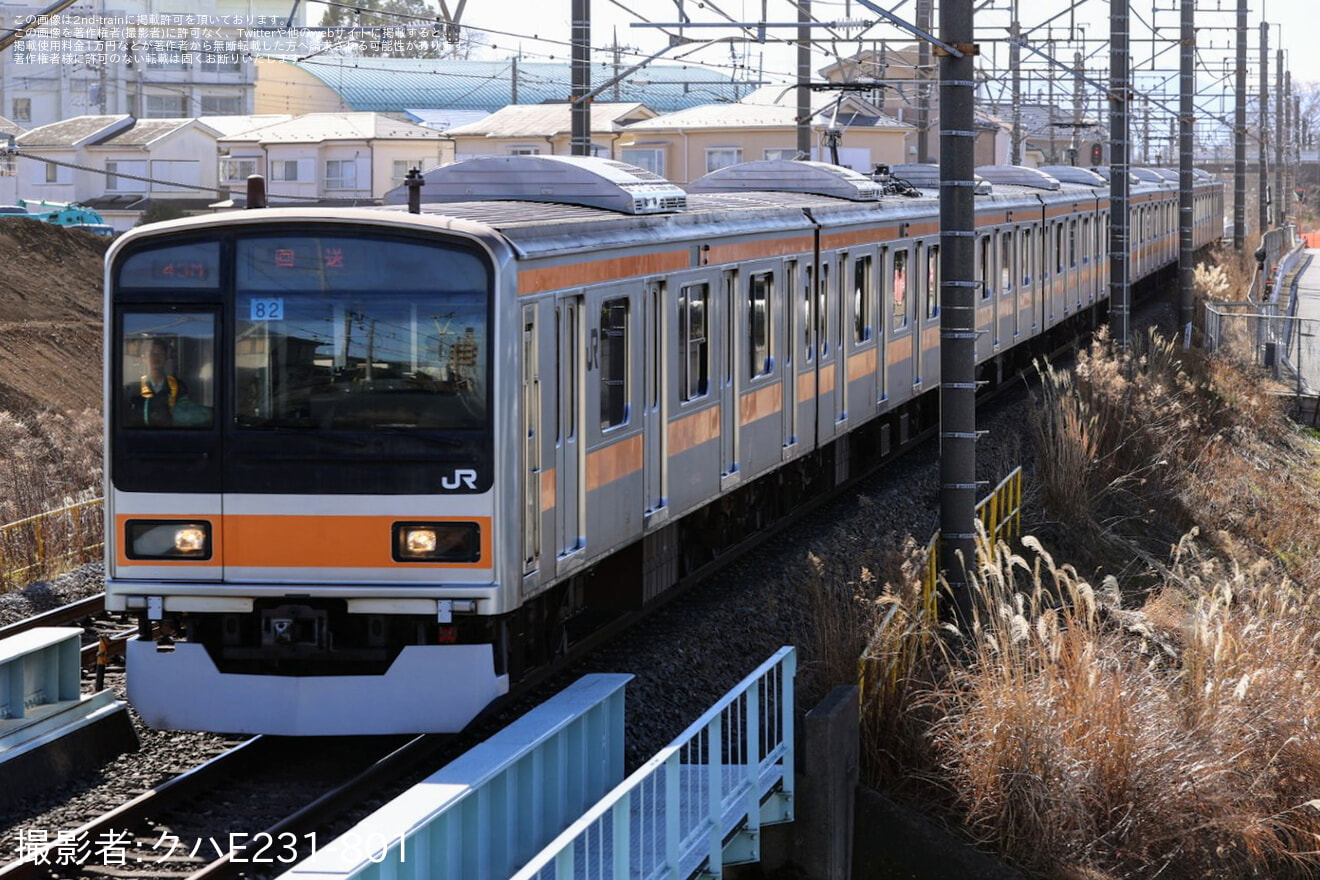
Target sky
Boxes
[418,0,1320,93]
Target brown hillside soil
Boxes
[0,221,107,415]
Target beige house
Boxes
[444,103,658,161]
[615,87,912,184]
[216,112,454,203]
[819,48,1011,165]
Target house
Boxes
[13,114,291,228]
[0,0,308,129]
[254,57,754,116]
[819,47,1015,165]
[215,112,453,203]
[444,103,657,161]
[614,87,912,184]
[0,115,23,203]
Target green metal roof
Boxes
[285,58,753,113]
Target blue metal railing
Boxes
[282,673,632,880]
[511,646,796,880]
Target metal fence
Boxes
[512,647,796,880]
[923,466,1025,603]
[0,498,103,590]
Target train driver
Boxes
[125,337,204,428]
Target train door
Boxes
[835,252,849,425]
[815,256,837,444]
[522,303,542,590]
[555,294,585,569]
[720,268,740,488]
[875,246,889,405]
[782,259,800,453]
[643,280,667,525]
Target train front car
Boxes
[104,212,513,735]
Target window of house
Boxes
[270,160,299,182]
[763,148,798,161]
[853,255,872,342]
[325,160,357,190]
[705,148,742,173]
[12,98,31,123]
[599,297,629,429]
[391,160,423,187]
[621,148,664,177]
[106,159,147,192]
[506,146,540,156]
[200,95,242,115]
[749,272,772,379]
[678,284,709,402]
[221,157,257,182]
[45,163,59,184]
[145,94,187,117]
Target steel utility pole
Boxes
[917,0,931,162]
[1259,20,1268,233]
[1233,0,1246,249]
[1179,0,1195,335]
[1010,0,1022,165]
[1275,45,1283,228]
[1110,0,1131,347]
[798,0,811,157]
[571,0,590,156]
[938,0,977,625]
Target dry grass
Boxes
[830,251,1320,877]
[0,407,103,589]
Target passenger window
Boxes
[678,284,709,402]
[853,256,872,343]
[803,267,814,360]
[120,313,215,429]
[999,232,1013,295]
[1022,229,1032,285]
[748,272,772,379]
[978,237,991,299]
[926,245,940,319]
[892,250,909,327]
[818,263,829,357]
[599,297,629,430]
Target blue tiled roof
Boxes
[288,58,752,113]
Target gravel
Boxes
[0,564,107,628]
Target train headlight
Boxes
[126,520,212,560]
[393,522,480,563]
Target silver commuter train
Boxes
[103,157,1224,734]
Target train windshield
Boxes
[232,235,488,432]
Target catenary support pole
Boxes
[1275,45,1284,229]
[1259,20,1268,234]
[1010,0,1021,166]
[1234,0,1246,250]
[571,0,590,156]
[938,0,977,625]
[917,0,931,163]
[1179,0,1195,336]
[1110,0,1131,347]
[798,0,811,157]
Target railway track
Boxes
[0,594,138,673]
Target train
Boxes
[103,156,1224,735]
